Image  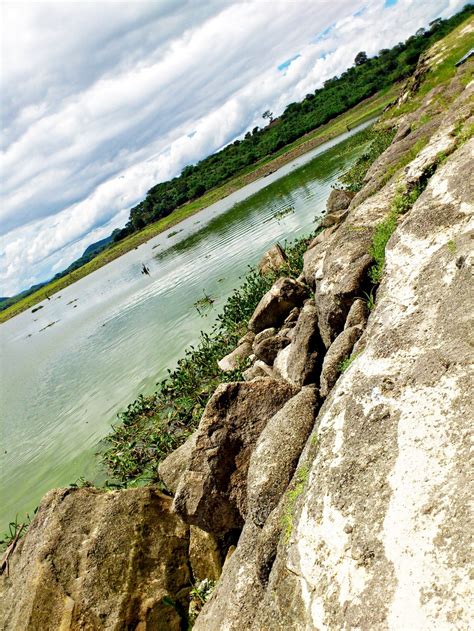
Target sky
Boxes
[0,0,467,296]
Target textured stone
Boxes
[189,526,222,583]
[253,334,290,365]
[319,324,363,398]
[255,135,474,631]
[159,432,196,494]
[0,488,190,631]
[247,387,319,526]
[286,303,325,386]
[248,278,308,333]
[173,379,297,534]
[218,340,253,372]
[258,244,287,275]
[344,298,369,330]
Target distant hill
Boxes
[0,235,114,312]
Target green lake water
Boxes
[0,124,372,533]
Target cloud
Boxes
[0,0,467,295]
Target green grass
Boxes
[281,465,310,542]
[0,87,399,324]
[338,352,360,374]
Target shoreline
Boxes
[0,85,399,323]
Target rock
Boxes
[189,526,222,582]
[302,228,337,290]
[344,298,369,330]
[248,278,308,333]
[173,379,298,534]
[326,188,356,214]
[286,303,325,386]
[253,334,290,365]
[319,325,363,398]
[252,327,276,348]
[237,330,255,346]
[314,178,401,347]
[0,488,191,631]
[258,244,287,275]
[159,432,197,494]
[242,361,273,381]
[255,135,474,630]
[284,307,300,324]
[247,387,319,526]
[320,208,349,228]
[272,345,292,381]
[218,339,253,372]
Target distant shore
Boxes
[0,85,399,324]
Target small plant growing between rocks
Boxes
[189,578,216,625]
[338,352,360,374]
[447,240,457,254]
[282,465,310,543]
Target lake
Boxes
[0,123,372,532]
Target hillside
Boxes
[1,14,473,631]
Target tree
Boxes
[262,110,274,124]
[354,51,368,66]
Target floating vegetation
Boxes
[274,206,295,220]
[152,243,160,250]
[67,298,78,305]
[39,321,58,332]
[194,292,215,316]
[167,229,183,238]
[31,305,43,313]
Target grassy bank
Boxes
[0,86,398,324]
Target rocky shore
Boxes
[1,28,473,630]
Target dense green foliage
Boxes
[112,5,472,241]
[100,236,311,485]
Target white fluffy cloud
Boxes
[0,0,466,295]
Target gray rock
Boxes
[256,133,474,631]
[217,339,253,372]
[173,379,298,534]
[319,325,363,398]
[247,387,319,526]
[253,335,290,365]
[0,488,190,631]
[344,298,369,330]
[284,307,300,324]
[252,327,276,348]
[159,432,197,494]
[326,188,356,214]
[242,360,274,381]
[258,244,287,275]
[248,278,308,333]
[272,345,292,381]
[286,303,325,386]
[189,526,222,582]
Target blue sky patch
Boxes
[353,6,367,17]
[278,54,301,72]
[384,0,398,7]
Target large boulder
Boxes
[344,297,369,330]
[320,189,355,228]
[0,488,191,631]
[285,302,325,386]
[217,339,253,372]
[247,386,319,526]
[253,334,290,365]
[258,244,287,275]
[173,379,298,534]
[159,432,197,494]
[248,278,308,333]
[254,136,474,630]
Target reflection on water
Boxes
[0,124,370,531]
